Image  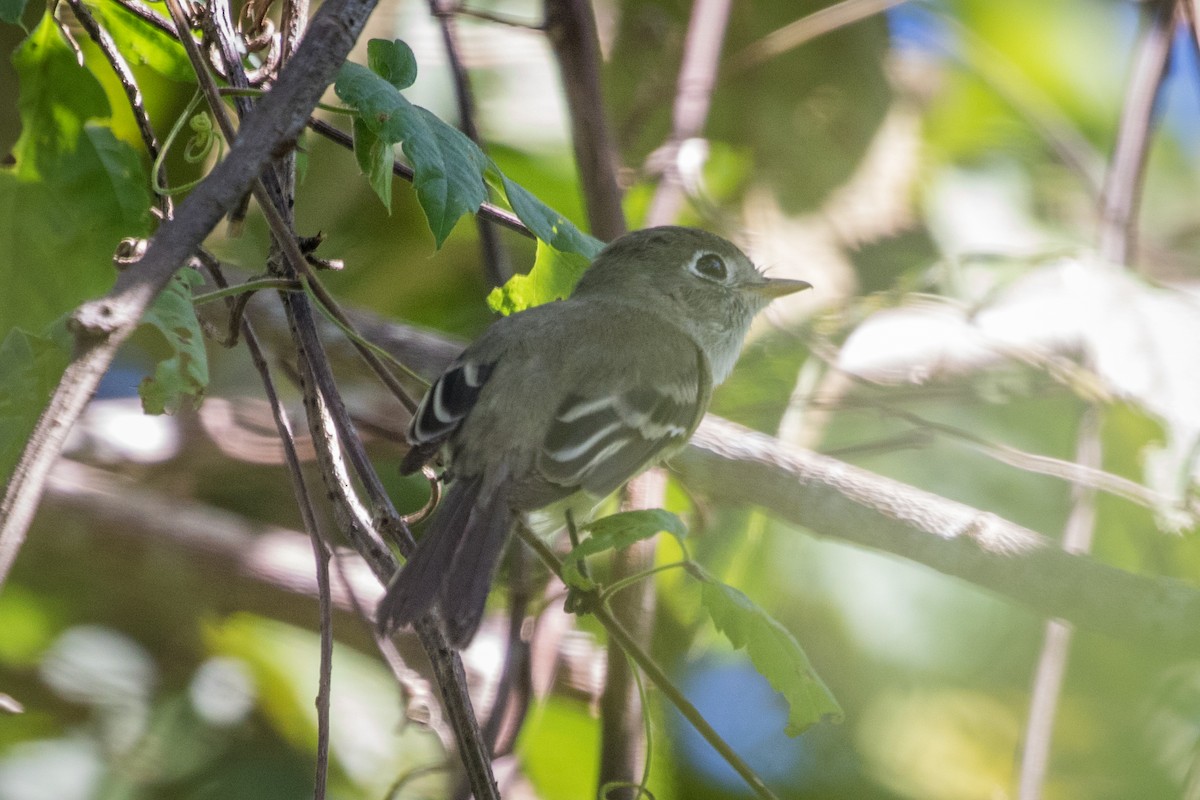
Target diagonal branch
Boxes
[1097,0,1179,265]
[0,0,380,590]
[674,415,1200,653]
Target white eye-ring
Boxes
[689,251,728,283]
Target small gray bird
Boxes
[377,226,810,646]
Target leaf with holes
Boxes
[139,269,208,415]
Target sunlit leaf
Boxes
[487,238,591,315]
[0,15,151,334]
[138,268,208,415]
[700,575,842,735]
[81,0,193,82]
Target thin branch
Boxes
[728,0,909,72]
[674,415,1200,652]
[1017,406,1101,800]
[1097,0,1179,265]
[428,0,512,286]
[644,0,732,226]
[236,286,334,800]
[306,117,533,238]
[186,7,499,793]
[241,308,1200,652]
[516,528,783,800]
[543,0,626,240]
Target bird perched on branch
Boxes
[377,226,810,647]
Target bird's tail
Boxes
[376,476,514,648]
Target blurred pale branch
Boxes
[677,416,1200,653]
[1097,0,1179,266]
[729,0,910,73]
[295,309,1200,652]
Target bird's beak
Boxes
[746,277,812,298]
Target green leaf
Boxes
[700,576,842,735]
[0,15,151,335]
[487,238,592,315]
[367,38,417,90]
[561,509,687,591]
[11,14,111,179]
[0,323,71,484]
[138,268,208,415]
[497,173,603,258]
[81,0,193,82]
[0,0,28,25]
[352,116,393,211]
[334,61,488,246]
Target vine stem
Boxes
[515,527,783,800]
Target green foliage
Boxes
[0,323,70,484]
[366,36,417,91]
[137,268,208,414]
[0,13,151,334]
[335,38,603,266]
[81,0,193,82]
[0,0,27,25]
[562,508,688,591]
[699,572,843,735]
[486,238,591,315]
[336,57,488,242]
[517,698,600,800]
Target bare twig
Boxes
[543,0,626,240]
[1097,0,1179,265]
[240,296,335,800]
[729,0,909,72]
[517,528,783,800]
[240,308,1200,651]
[644,0,732,225]
[1017,406,1101,800]
[428,0,512,286]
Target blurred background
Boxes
[4,0,1200,798]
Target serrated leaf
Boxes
[561,509,687,591]
[138,269,208,415]
[367,38,417,90]
[497,173,603,258]
[81,0,193,82]
[0,323,71,483]
[334,61,487,246]
[487,238,591,315]
[352,116,393,211]
[700,577,842,735]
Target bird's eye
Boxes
[692,253,728,282]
